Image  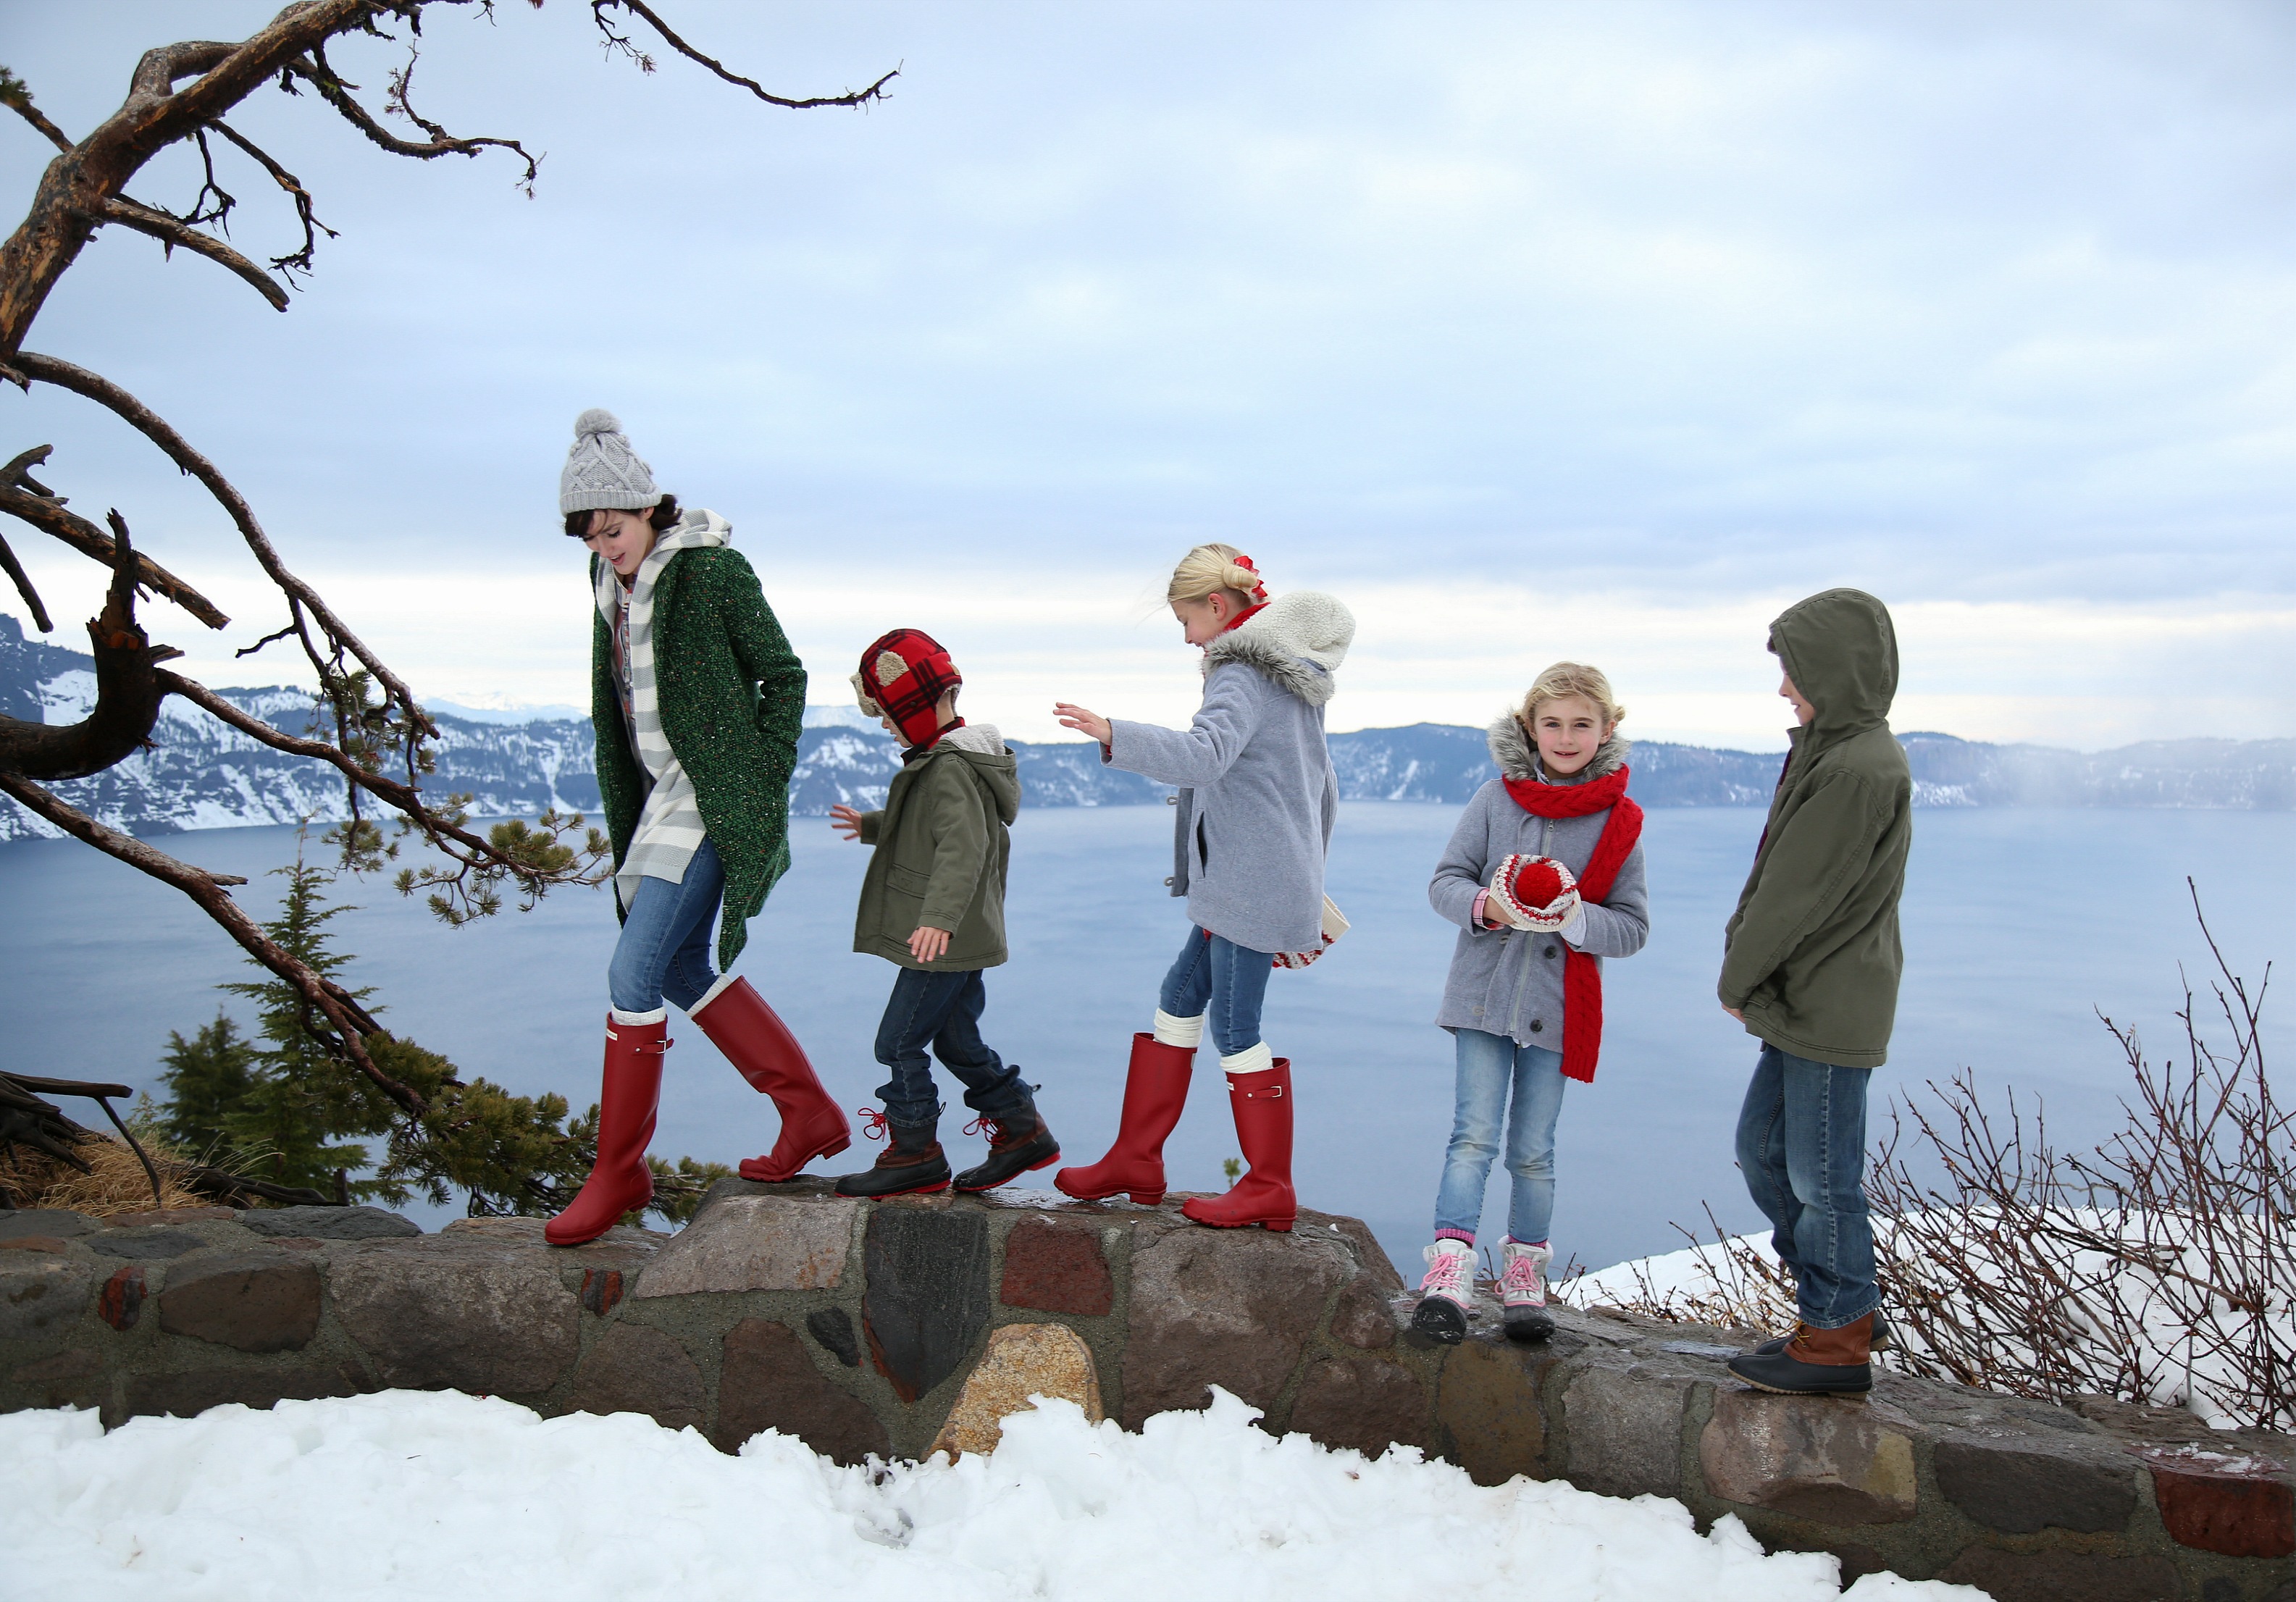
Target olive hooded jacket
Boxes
[1719,589,1912,1068]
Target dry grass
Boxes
[0,1131,206,1216]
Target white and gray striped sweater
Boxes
[593,510,732,909]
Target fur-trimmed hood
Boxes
[1202,591,1354,707]
[1486,711,1630,784]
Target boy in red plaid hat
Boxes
[826,630,1057,1195]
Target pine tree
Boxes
[156,1013,259,1159]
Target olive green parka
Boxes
[590,545,807,970]
[1719,589,1912,1069]
[853,728,1022,971]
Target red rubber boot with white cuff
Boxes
[1055,1031,1194,1204]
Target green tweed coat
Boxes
[590,547,808,969]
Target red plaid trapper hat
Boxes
[852,629,963,748]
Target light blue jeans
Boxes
[607,839,724,1015]
[1157,926,1276,1058]
[1734,1044,1879,1330]
[1433,1028,1567,1244]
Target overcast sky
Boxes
[4,1,2291,747]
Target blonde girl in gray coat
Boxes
[1050,545,1353,1232]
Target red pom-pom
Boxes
[1511,858,1567,910]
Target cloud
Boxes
[1,0,2289,745]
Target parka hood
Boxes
[1769,588,1898,745]
[1486,710,1630,784]
[1202,590,1354,707]
[934,722,1021,825]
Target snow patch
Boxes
[0,1388,1979,1601]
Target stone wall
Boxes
[3,1183,2289,1602]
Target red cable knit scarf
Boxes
[1501,765,1643,1084]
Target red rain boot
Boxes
[1055,1033,1194,1204]
[1181,1060,1295,1232]
[693,978,852,1183]
[545,1012,668,1246]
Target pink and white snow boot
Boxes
[1499,1239,1554,1342]
[1410,1237,1475,1344]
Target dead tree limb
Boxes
[101,196,290,309]
[0,448,230,628]
[590,0,900,109]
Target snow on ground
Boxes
[1,1388,1985,1602]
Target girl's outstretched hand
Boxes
[829,804,865,841]
[1053,703,1112,745]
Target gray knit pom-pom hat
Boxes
[558,408,660,516]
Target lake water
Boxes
[1,804,2287,1276]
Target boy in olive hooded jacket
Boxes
[1720,588,1911,1396]
[828,630,1057,1198]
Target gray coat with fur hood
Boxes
[1428,716,1651,1051]
[1105,592,1352,955]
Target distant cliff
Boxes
[1,617,2287,841]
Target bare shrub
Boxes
[1872,890,2287,1428]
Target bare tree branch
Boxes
[287,43,539,193]
[0,446,230,629]
[4,351,430,734]
[101,196,290,309]
[0,67,75,154]
[589,0,900,109]
[0,773,430,1117]
[206,120,339,276]
[0,525,49,631]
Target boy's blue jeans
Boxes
[1433,1029,1566,1244]
[608,839,724,1015]
[1157,926,1275,1057]
[1734,1043,1880,1330]
[873,967,1025,1129]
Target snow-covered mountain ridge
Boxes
[1,616,2288,841]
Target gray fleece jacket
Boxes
[1105,592,1352,955]
[1428,716,1651,1050]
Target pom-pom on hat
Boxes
[852,629,963,749]
[1511,857,1567,910]
[559,408,661,516]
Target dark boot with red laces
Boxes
[833,1110,952,1199]
[953,1081,1060,1192]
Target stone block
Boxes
[328,1243,580,1396]
[98,1263,146,1331]
[1938,1547,2182,1602]
[1299,1207,1407,1294]
[716,1317,890,1465]
[87,1228,205,1260]
[0,1238,68,1254]
[1287,1354,1430,1457]
[1329,1277,1397,1350]
[566,1323,705,1431]
[158,1251,322,1354]
[8,1349,104,1409]
[2140,1446,2295,1560]
[0,1257,94,1340]
[1564,1364,1688,1499]
[806,1307,860,1367]
[997,1217,1113,1317]
[863,1207,992,1403]
[635,1194,858,1297]
[0,1209,97,1241]
[442,1217,661,1257]
[929,1322,1103,1458]
[1438,1339,1547,1485]
[240,1206,420,1241]
[1699,1387,1917,1525]
[1932,1435,2137,1534]
[125,1364,364,1419]
[1120,1227,1349,1427]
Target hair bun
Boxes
[573,408,623,440]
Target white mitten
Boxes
[1488,854,1580,933]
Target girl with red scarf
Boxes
[1412,663,1650,1342]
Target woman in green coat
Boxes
[545,410,849,1246]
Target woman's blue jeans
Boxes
[1734,1043,1880,1330]
[608,839,724,1015]
[1433,1028,1566,1244]
[1158,926,1275,1058]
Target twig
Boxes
[590,0,898,108]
